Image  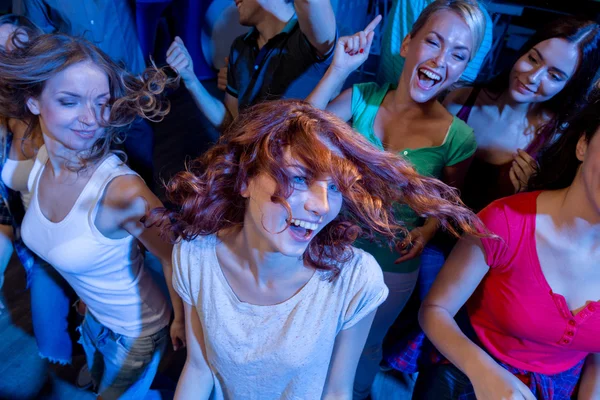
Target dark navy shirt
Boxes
[226,17,334,109]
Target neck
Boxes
[392,74,438,116]
[230,224,304,285]
[494,89,534,118]
[555,182,600,233]
[42,132,88,178]
[255,5,295,47]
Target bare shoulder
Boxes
[443,87,474,109]
[103,174,160,219]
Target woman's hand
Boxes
[170,317,186,351]
[509,149,538,193]
[330,15,382,77]
[395,224,436,264]
[470,363,536,400]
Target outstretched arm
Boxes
[167,37,237,129]
[306,16,381,121]
[294,0,337,57]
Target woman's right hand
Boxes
[470,363,536,400]
[330,15,382,76]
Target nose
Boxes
[79,105,97,126]
[527,67,544,85]
[432,49,447,69]
[305,182,330,217]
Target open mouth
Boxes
[417,67,442,90]
[287,218,318,239]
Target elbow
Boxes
[418,302,447,336]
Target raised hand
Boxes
[331,15,382,76]
[166,37,196,85]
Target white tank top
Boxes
[22,146,170,337]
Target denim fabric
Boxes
[412,363,474,399]
[0,128,75,364]
[78,312,168,400]
[30,261,75,364]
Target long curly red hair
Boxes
[152,100,484,277]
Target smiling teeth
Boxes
[290,218,318,231]
[420,69,441,81]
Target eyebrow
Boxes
[532,48,570,78]
[57,91,110,99]
[430,31,470,52]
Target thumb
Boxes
[175,36,183,44]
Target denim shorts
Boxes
[78,312,168,400]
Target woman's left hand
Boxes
[509,149,538,193]
[170,318,186,351]
[395,226,433,264]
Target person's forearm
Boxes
[184,77,232,129]
[419,304,499,379]
[421,218,440,241]
[306,67,349,110]
[578,354,600,400]
[162,261,184,323]
[174,361,214,400]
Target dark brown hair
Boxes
[151,100,485,278]
[529,89,600,190]
[0,33,175,169]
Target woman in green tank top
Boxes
[306,1,487,397]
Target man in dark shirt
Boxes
[167,0,336,129]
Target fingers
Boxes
[516,149,539,171]
[513,152,535,176]
[218,67,228,91]
[509,166,521,193]
[364,14,382,34]
[171,336,179,351]
[167,37,189,61]
[364,31,376,55]
[395,243,422,264]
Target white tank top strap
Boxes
[85,154,139,225]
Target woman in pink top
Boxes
[416,95,600,399]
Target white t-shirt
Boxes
[172,235,388,400]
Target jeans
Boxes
[416,244,446,301]
[78,312,168,400]
[412,363,474,399]
[353,269,420,399]
[30,260,75,365]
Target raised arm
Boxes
[294,0,337,57]
[419,236,535,400]
[306,16,381,121]
[167,37,237,129]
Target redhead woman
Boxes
[153,100,485,399]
